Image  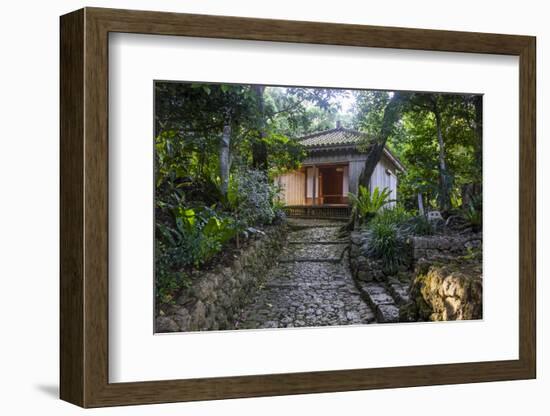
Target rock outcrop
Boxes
[401,264,482,321]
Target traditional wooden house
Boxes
[277,123,405,218]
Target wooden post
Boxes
[313,165,317,206]
[304,168,307,206]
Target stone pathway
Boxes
[236,219,375,329]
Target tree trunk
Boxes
[417,193,425,216]
[341,92,404,233]
[432,97,451,212]
[357,92,404,188]
[252,85,268,170]
[219,115,231,196]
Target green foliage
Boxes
[370,205,433,236]
[370,205,411,226]
[265,87,347,138]
[155,244,190,304]
[352,90,393,139]
[352,90,481,214]
[227,169,278,226]
[392,94,480,212]
[155,206,239,303]
[154,83,316,302]
[464,194,482,231]
[366,221,404,274]
[459,246,482,262]
[152,82,482,301]
[157,207,237,268]
[402,215,434,236]
[364,206,433,273]
[263,133,307,175]
[348,186,392,223]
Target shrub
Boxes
[155,241,190,304]
[154,168,285,303]
[348,186,392,224]
[171,207,237,267]
[271,198,287,224]
[155,207,238,302]
[227,169,277,226]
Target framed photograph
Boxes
[60,7,536,408]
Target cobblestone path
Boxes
[237,219,375,329]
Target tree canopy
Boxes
[351,89,482,212]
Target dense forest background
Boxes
[154,82,482,303]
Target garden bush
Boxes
[155,207,238,302]
[227,169,279,227]
[155,241,190,304]
[154,169,289,303]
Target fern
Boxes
[348,185,392,223]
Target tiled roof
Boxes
[298,127,368,148]
[298,127,406,172]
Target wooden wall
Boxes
[369,154,398,207]
[276,171,306,205]
[348,160,364,195]
[277,152,399,207]
[348,154,399,206]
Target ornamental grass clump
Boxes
[366,221,405,274]
[364,205,433,274]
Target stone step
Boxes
[386,278,411,306]
[355,282,400,323]
[264,281,349,289]
[375,304,400,323]
[282,243,347,263]
[288,241,349,245]
[289,228,345,239]
[279,258,342,263]
[288,223,343,229]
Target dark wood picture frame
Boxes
[60,7,536,408]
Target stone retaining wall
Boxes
[349,232,386,283]
[411,233,482,263]
[156,225,288,332]
[349,231,405,323]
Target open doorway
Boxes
[319,165,347,205]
